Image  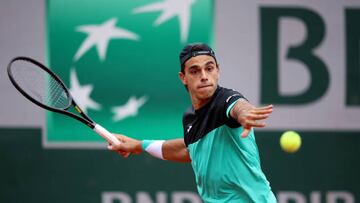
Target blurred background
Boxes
[1,0,359,202]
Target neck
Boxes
[190,94,212,110]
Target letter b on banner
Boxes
[260,7,330,105]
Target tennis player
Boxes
[109,43,277,202]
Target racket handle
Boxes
[94,124,121,145]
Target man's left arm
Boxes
[229,98,273,137]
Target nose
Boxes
[200,69,208,82]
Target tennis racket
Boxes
[7,56,121,145]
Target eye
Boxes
[189,69,198,75]
[206,66,214,72]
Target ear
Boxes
[178,72,187,85]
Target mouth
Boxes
[198,84,213,89]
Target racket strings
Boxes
[10,61,71,110]
[46,79,69,108]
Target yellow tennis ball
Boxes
[280,131,302,153]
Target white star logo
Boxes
[112,96,148,122]
[133,0,195,43]
[69,69,101,114]
[74,18,140,61]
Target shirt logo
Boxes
[187,125,193,133]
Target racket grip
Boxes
[94,124,121,145]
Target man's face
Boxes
[179,55,219,101]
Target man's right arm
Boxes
[109,135,191,163]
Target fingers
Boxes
[248,113,270,120]
[249,120,266,128]
[252,105,273,115]
[107,142,124,153]
[245,111,270,126]
[114,134,128,143]
[107,144,113,150]
[114,134,123,142]
[108,142,122,151]
[256,104,273,110]
[117,151,131,158]
[240,121,264,138]
[248,104,273,121]
[239,104,273,138]
[241,128,251,138]
[106,133,139,158]
[108,143,132,158]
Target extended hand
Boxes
[231,99,273,138]
[108,134,142,158]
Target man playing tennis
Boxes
[109,43,277,202]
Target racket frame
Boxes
[7,56,95,128]
[7,56,121,145]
